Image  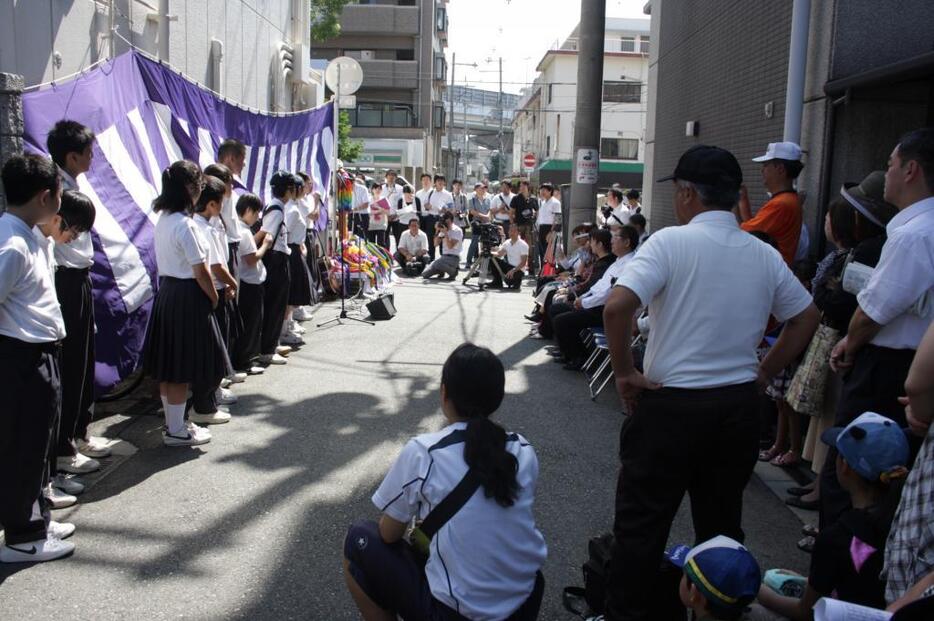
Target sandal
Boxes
[770,451,801,468]
[759,445,782,461]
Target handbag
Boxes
[785,322,840,416]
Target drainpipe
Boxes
[783,0,810,143]
[158,0,170,61]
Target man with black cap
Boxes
[600,145,820,621]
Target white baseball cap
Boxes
[752,142,803,162]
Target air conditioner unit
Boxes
[292,42,308,85]
[360,50,375,61]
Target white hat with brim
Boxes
[752,142,803,162]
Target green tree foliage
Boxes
[338,110,363,162]
[488,152,502,180]
[310,0,353,41]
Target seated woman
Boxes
[343,344,547,621]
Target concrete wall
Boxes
[0,72,24,213]
[0,0,316,112]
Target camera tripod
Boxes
[462,251,507,291]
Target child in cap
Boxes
[758,412,910,619]
[666,535,762,620]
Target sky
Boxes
[445,0,648,95]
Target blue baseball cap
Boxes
[821,412,910,482]
[665,536,761,612]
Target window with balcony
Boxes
[601,138,639,160]
[620,36,635,52]
[433,104,445,129]
[436,7,447,32]
[347,103,416,128]
[603,81,641,103]
[640,36,651,54]
[434,54,447,81]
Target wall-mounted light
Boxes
[685,121,699,137]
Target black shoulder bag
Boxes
[409,469,481,564]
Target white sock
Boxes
[165,402,186,436]
[160,394,169,414]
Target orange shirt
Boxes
[740,191,802,265]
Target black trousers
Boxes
[819,345,916,529]
[537,225,552,267]
[605,382,759,621]
[366,229,388,247]
[260,250,290,356]
[394,251,429,269]
[497,220,511,238]
[54,267,95,456]
[489,259,524,289]
[539,300,573,339]
[352,213,370,238]
[0,337,60,544]
[554,306,604,361]
[420,215,438,260]
[233,281,264,371]
[390,220,406,248]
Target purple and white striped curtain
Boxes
[22,51,334,393]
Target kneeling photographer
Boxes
[489,225,530,290]
[394,218,430,277]
[422,213,463,281]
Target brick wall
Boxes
[650,1,792,230]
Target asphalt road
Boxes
[0,276,809,620]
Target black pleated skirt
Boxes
[143,277,226,387]
[287,243,312,306]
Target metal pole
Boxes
[449,52,456,181]
[109,0,116,58]
[568,0,606,233]
[462,87,468,181]
[783,0,811,143]
[498,57,504,177]
[158,0,170,61]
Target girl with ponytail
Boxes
[343,343,547,621]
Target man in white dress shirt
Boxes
[382,170,404,248]
[600,145,819,620]
[423,175,454,261]
[0,155,76,563]
[821,127,934,528]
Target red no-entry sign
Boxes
[522,153,537,172]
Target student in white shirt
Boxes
[600,145,819,620]
[366,184,389,247]
[422,213,463,281]
[421,174,454,261]
[142,160,223,450]
[255,171,296,365]
[535,183,561,268]
[491,180,515,237]
[231,194,271,376]
[352,174,371,238]
[490,224,530,290]
[382,170,404,246]
[45,121,110,475]
[451,179,468,228]
[396,185,421,225]
[0,155,76,564]
[343,344,547,621]
[283,178,312,347]
[394,218,430,274]
[626,188,642,214]
[550,225,639,369]
[190,176,237,426]
[823,128,934,528]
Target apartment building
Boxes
[0,0,323,112]
[311,0,449,179]
[512,17,650,190]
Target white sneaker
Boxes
[220,377,232,389]
[189,409,231,425]
[275,345,292,356]
[44,484,77,509]
[227,372,248,384]
[0,536,75,563]
[52,474,85,496]
[56,453,100,474]
[246,366,265,375]
[290,321,306,335]
[186,421,212,439]
[280,332,304,346]
[259,353,288,365]
[48,521,76,540]
[293,307,314,321]
[77,436,112,458]
[163,427,212,447]
[215,387,238,405]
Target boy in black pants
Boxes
[0,155,75,563]
[46,121,109,484]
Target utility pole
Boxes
[568,0,606,233]
[462,82,468,181]
[449,52,456,181]
[498,57,505,178]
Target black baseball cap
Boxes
[657,145,743,191]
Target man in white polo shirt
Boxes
[600,145,819,621]
[489,225,529,290]
[821,127,934,529]
[394,218,430,276]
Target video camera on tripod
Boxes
[476,222,503,256]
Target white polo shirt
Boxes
[398,229,429,255]
[54,169,95,269]
[536,196,562,227]
[238,226,267,285]
[261,199,291,254]
[615,210,813,389]
[154,210,208,280]
[581,251,634,310]
[193,214,226,289]
[372,422,547,620]
[500,237,529,267]
[0,214,66,343]
[220,193,242,243]
[441,223,464,256]
[857,197,934,350]
[352,182,370,214]
[491,192,514,222]
[285,200,307,244]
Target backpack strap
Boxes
[263,203,285,248]
[419,468,482,540]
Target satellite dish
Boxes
[325,56,364,95]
